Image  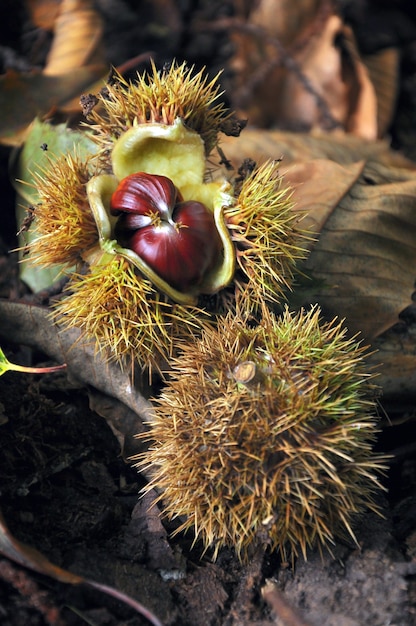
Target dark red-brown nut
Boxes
[110,172,221,292]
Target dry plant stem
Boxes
[7,363,67,375]
[0,559,66,626]
[223,544,266,626]
[262,579,314,626]
[84,579,164,626]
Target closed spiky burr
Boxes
[136,306,386,561]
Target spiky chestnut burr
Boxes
[86,60,230,165]
[136,306,386,561]
[26,61,308,372]
[225,160,308,307]
[54,252,208,373]
[28,152,99,267]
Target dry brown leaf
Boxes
[286,159,416,339]
[43,0,104,76]
[274,15,377,138]
[338,22,378,139]
[219,128,415,169]
[26,0,61,31]
[363,47,400,138]
[229,0,378,138]
[249,0,323,47]
[281,159,365,235]
[219,130,416,341]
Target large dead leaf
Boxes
[219,130,416,340]
[284,158,416,338]
[280,158,365,235]
[219,128,415,169]
[0,301,154,434]
[43,0,104,76]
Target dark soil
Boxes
[0,2,416,625]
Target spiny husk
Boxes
[87,60,230,165]
[136,305,387,561]
[28,152,99,267]
[53,253,209,373]
[224,160,310,307]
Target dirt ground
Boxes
[0,1,416,625]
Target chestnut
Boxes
[110,172,222,293]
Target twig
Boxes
[262,579,314,626]
[0,558,66,626]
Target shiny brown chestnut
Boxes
[110,172,222,292]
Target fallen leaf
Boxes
[0,66,107,146]
[363,47,400,139]
[43,0,104,76]
[285,159,416,338]
[0,301,154,427]
[218,131,416,341]
[26,0,61,31]
[280,158,365,235]
[219,127,415,170]
[229,0,378,138]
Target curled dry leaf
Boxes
[230,0,377,138]
[363,47,400,139]
[26,0,61,31]
[43,0,105,76]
